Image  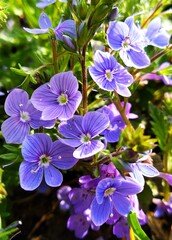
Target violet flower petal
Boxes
[4,88,29,116]
[44,165,63,187]
[1,116,30,144]
[73,140,104,159]
[22,133,52,162]
[50,140,78,169]
[91,197,111,226]
[112,194,132,216]
[19,161,43,191]
[39,12,52,29]
[36,0,56,8]
[82,112,109,138]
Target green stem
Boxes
[81,44,88,115]
[163,148,170,201]
[141,0,162,28]
[132,44,172,81]
[34,63,53,73]
[113,92,135,131]
[51,38,58,74]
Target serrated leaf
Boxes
[149,102,169,150]
[127,211,150,240]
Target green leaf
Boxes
[3,145,19,153]
[10,66,27,76]
[0,153,18,160]
[158,65,172,75]
[127,211,150,240]
[149,102,169,150]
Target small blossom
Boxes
[36,0,56,8]
[1,88,55,144]
[19,133,78,191]
[31,71,82,121]
[107,16,150,68]
[58,112,109,159]
[24,12,76,42]
[119,151,159,186]
[142,17,170,48]
[67,209,99,239]
[90,177,142,226]
[98,102,137,143]
[23,12,52,34]
[89,50,134,97]
[57,185,72,210]
[141,62,172,85]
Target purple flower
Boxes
[1,88,55,144]
[24,12,76,41]
[153,196,172,218]
[143,17,170,48]
[107,195,146,239]
[23,12,52,34]
[97,102,138,143]
[69,187,95,213]
[58,112,109,159]
[54,20,76,41]
[90,177,142,226]
[31,71,82,121]
[141,62,172,85]
[107,17,150,68]
[67,209,99,239]
[19,133,78,191]
[36,0,56,8]
[89,50,134,97]
[57,185,72,210]
[120,151,159,186]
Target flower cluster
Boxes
[57,163,146,239]
[1,0,172,239]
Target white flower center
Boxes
[57,93,68,105]
[20,111,30,122]
[105,69,113,81]
[104,187,116,197]
[39,154,52,167]
[80,133,91,144]
[122,36,131,49]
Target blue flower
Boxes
[23,12,76,41]
[89,50,134,97]
[90,177,142,226]
[119,151,159,186]
[1,88,55,144]
[107,17,150,69]
[31,71,82,121]
[97,102,138,143]
[36,0,56,8]
[143,17,170,48]
[23,12,52,34]
[19,133,78,191]
[58,112,110,159]
[67,209,99,239]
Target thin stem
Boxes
[81,44,88,115]
[113,91,135,131]
[141,1,163,28]
[51,38,58,74]
[132,44,172,81]
[163,151,170,201]
[150,44,172,62]
[34,63,53,73]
